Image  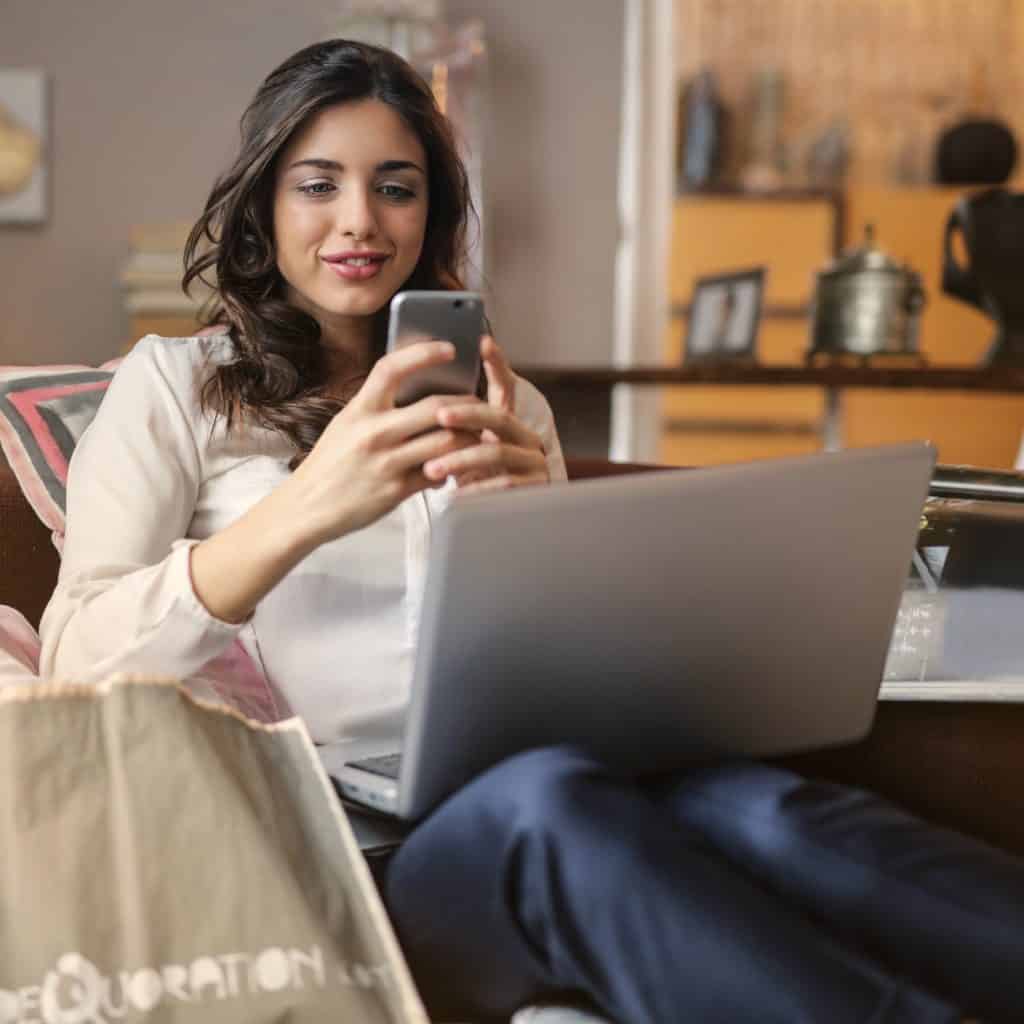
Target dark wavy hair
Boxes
[182,39,472,466]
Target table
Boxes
[778,478,1024,853]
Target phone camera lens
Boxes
[453,299,463,309]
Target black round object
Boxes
[934,118,1018,185]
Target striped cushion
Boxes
[0,360,121,541]
[0,347,286,723]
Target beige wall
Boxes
[0,0,623,367]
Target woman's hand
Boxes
[422,336,551,494]
[189,341,480,624]
[290,341,479,544]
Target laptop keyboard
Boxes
[347,752,403,780]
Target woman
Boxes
[39,39,1024,1024]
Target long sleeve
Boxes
[38,337,243,683]
[513,374,568,483]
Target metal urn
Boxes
[807,225,926,360]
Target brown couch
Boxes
[2,450,1022,858]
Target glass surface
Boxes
[884,492,1024,684]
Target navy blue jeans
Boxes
[377,747,1024,1023]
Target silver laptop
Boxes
[319,442,935,822]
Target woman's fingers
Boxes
[481,335,515,412]
[359,340,457,411]
[426,395,549,488]
[453,469,550,495]
[423,438,547,483]
[368,393,482,449]
[391,425,478,473]
[435,401,541,451]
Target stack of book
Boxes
[120,223,212,346]
[120,222,206,318]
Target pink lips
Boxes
[321,250,389,282]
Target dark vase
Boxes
[934,118,1018,186]
[942,188,1024,365]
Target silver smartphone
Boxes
[386,290,484,407]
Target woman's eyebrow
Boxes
[285,157,425,175]
[376,159,425,175]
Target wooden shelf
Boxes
[519,363,1024,394]
[671,302,810,321]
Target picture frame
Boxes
[684,267,766,363]
[0,69,48,225]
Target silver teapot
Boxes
[807,225,926,359]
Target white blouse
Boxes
[38,334,567,742]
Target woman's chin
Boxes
[315,289,393,320]
[317,274,412,318]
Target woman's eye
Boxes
[298,181,335,196]
[379,183,416,201]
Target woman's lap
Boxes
[376,746,996,1024]
[663,761,1024,1019]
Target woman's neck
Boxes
[320,318,372,365]
[284,283,376,378]
[318,314,376,399]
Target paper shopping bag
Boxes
[0,677,427,1024]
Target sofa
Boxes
[2,448,1022,860]
[4,446,1024,1024]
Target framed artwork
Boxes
[0,69,48,225]
[684,267,766,363]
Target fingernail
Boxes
[425,460,446,478]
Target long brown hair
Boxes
[182,39,472,466]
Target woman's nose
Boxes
[338,186,379,240]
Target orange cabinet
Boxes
[660,187,1024,469]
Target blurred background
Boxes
[662,0,1024,470]
[3,0,1024,468]
[0,0,623,371]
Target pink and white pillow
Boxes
[0,328,228,541]
[0,359,122,543]
[0,347,282,721]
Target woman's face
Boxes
[273,99,429,337]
